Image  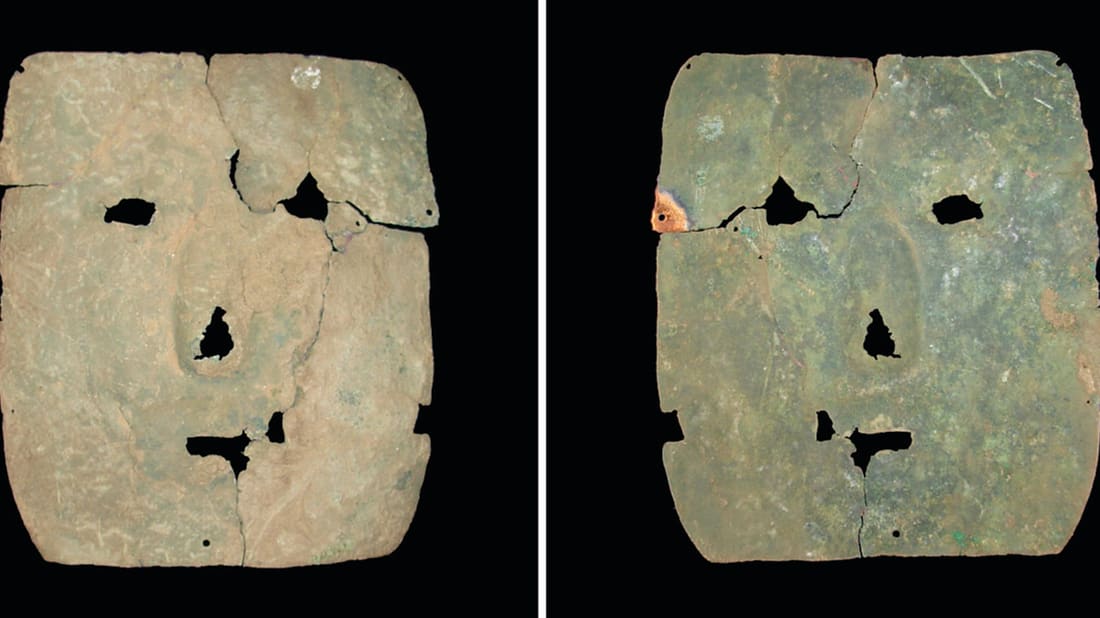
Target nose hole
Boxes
[862,308,901,360]
[194,306,234,361]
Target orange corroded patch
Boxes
[1039,288,1076,330]
[652,188,689,232]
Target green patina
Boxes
[657,52,1100,562]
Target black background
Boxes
[0,7,533,611]
[6,6,1100,612]
[551,9,1100,613]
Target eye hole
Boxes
[279,174,328,221]
[931,194,983,224]
[758,177,816,226]
[103,198,155,226]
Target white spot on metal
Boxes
[697,115,724,142]
[291,65,322,90]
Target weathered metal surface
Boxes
[207,54,437,228]
[657,55,874,230]
[0,53,435,566]
[656,52,1100,561]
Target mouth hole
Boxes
[266,412,285,443]
[816,410,836,441]
[185,431,251,477]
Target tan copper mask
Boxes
[0,53,436,566]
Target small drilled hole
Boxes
[426,209,433,216]
[203,539,210,547]
[686,63,692,70]
[892,530,900,538]
[658,214,667,221]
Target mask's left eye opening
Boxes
[103,198,155,226]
